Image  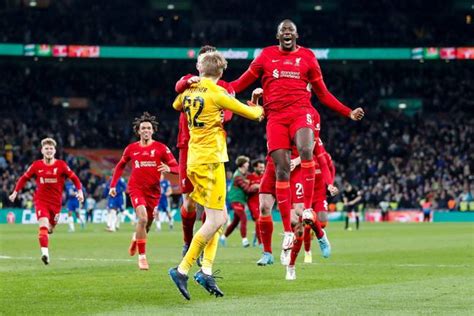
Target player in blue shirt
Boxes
[65,180,85,232]
[104,177,127,232]
[155,174,173,230]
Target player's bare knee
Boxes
[297,146,313,160]
[275,168,290,181]
[137,215,147,227]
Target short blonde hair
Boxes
[41,137,57,147]
[198,51,228,78]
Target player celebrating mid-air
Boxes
[174,45,235,258]
[109,112,179,270]
[9,138,84,265]
[169,50,264,300]
[231,19,364,262]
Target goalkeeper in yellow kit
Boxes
[169,50,264,300]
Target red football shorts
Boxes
[129,190,160,220]
[266,106,320,153]
[312,173,328,212]
[179,147,194,194]
[35,201,61,227]
[258,158,304,206]
[290,166,304,204]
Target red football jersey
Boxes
[111,141,178,198]
[246,172,263,206]
[231,45,352,118]
[14,159,82,208]
[175,74,235,148]
[246,46,321,114]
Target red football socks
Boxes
[180,206,196,245]
[309,215,325,239]
[38,227,49,248]
[304,225,312,252]
[301,160,316,210]
[259,215,273,253]
[276,181,292,232]
[289,235,304,266]
[137,239,146,255]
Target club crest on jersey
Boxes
[53,168,58,175]
[151,149,156,157]
[295,57,301,66]
[272,69,279,78]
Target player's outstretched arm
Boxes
[68,173,84,202]
[230,70,259,94]
[215,92,263,121]
[310,78,352,117]
[110,148,131,191]
[10,164,36,201]
[175,74,199,94]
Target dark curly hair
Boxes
[133,112,159,136]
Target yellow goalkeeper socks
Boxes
[178,232,207,275]
[201,229,221,275]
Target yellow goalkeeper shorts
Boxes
[187,162,226,210]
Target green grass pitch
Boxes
[1,222,473,315]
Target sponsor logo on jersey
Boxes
[139,161,157,167]
[273,69,301,79]
[43,178,58,183]
[280,70,301,79]
[133,152,140,156]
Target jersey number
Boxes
[296,183,303,197]
[183,96,205,128]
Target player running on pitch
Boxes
[9,138,84,265]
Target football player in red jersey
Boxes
[174,45,235,258]
[246,159,265,246]
[9,138,83,265]
[231,19,364,263]
[110,112,179,270]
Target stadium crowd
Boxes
[0,0,472,47]
[0,59,472,211]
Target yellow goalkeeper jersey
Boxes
[173,77,263,165]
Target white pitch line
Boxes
[0,255,471,268]
[0,255,134,263]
